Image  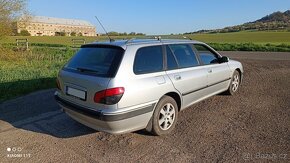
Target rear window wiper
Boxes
[76,67,99,73]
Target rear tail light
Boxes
[56,78,61,90]
[94,87,125,105]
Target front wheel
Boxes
[224,70,240,95]
[149,96,178,136]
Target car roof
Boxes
[85,39,205,49]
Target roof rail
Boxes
[125,38,136,44]
[153,36,162,41]
[183,36,192,40]
[121,35,194,45]
[150,35,193,41]
[124,37,162,44]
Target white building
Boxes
[17,16,96,36]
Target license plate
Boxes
[66,87,86,100]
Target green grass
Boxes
[1,31,290,46]
[0,35,139,46]
[0,31,290,102]
[0,47,76,102]
[0,36,97,45]
[186,31,290,44]
[208,43,290,52]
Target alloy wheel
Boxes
[232,74,239,92]
[158,103,176,130]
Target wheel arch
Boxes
[164,92,182,111]
[145,91,182,133]
[235,68,243,84]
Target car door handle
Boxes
[174,75,181,80]
[208,69,213,73]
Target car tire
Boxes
[149,96,178,136]
[224,70,240,95]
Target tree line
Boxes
[104,32,146,36]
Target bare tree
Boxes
[0,0,29,38]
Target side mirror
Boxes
[219,56,229,63]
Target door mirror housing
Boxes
[219,56,229,63]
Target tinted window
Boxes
[194,44,219,64]
[133,46,163,74]
[166,46,178,70]
[64,45,124,77]
[169,44,199,68]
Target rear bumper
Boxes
[54,93,154,134]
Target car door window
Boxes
[133,45,163,74]
[166,46,178,70]
[169,44,199,68]
[193,44,219,65]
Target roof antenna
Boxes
[94,16,114,42]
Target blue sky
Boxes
[27,0,289,35]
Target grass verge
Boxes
[0,47,76,102]
[209,43,290,52]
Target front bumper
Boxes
[54,94,154,134]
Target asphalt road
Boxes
[0,51,290,162]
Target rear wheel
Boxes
[150,96,178,136]
[225,70,240,95]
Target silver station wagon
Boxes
[55,39,243,135]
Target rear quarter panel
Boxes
[109,44,180,111]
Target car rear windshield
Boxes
[64,45,124,77]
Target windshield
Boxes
[64,45,124,77]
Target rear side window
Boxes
[64,45,124,77]
[133,46,163,74]
[166,46,178,70]
[169,44,199,68]
[194,44,219,65]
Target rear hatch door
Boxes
[58,45,124,110]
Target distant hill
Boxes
[255,10,290,23]
[187,10,290,34]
